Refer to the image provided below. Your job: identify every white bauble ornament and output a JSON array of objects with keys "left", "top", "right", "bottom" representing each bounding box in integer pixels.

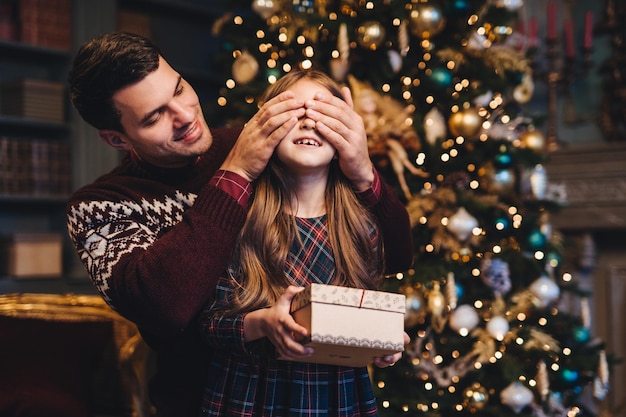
[
  {"left": 486, "top": 316, "right": 509, "bottom": 340},
  {"left": 529, "top": 275, "right": 560, "bottom": 307},
  {"left": 449, "top": 304, "right": 480, "bottom": 333},
  {"left": 448, "top": 207, "right": 478, "bottom": 241},
  {"left": 423, "top": 107, "right": 446, "bottom": 145},
  {"left": 387, "top": 49, "right": 403, "bottom": 73},
  {"left": 251, "top": 0, "right": 279, "bottom": 19},
  {"left": 232, "top": 51, "right": 259, "bottom": 84},
  {"left": 500, "top": 382, "right": 533, "bottom": 413}
]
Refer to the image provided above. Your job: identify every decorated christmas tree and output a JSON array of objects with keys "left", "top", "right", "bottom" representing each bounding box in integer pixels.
[{"left": 207, "top": 1, "right": 612, "bottom": 415}]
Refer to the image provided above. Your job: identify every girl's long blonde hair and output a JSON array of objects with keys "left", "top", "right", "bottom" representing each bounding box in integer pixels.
[{"left": 224, "top": 70, "right": 384, "bottom": 315}]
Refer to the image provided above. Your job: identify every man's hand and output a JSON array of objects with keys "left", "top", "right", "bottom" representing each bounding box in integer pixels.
[
  {"left": 220, "top": 91, "right": 306, "bottom": 182},
  {"left": 304, "top": 86, "right": 374, "bottom": 191}
]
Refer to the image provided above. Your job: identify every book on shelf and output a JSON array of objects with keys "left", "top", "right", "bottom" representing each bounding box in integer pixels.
[
  {"left": 18, "top": 0, "right": 72, "bottom": 51},
  {"left": 0, "top": 2, "right": 18, "bottom": 42},
  {"left": 0, "top": 136, "right": 71, "bottom": 198},
  {"left": 0, "top": 232, "right": 63, "bottom": 279},
  {"left": 0, "top": 79, "right": 65, "bottom": 123}
]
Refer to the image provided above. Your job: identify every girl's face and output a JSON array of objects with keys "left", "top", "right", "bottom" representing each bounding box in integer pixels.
[{"left": 275, "top": 79, "right": 337, "bottom": 176}]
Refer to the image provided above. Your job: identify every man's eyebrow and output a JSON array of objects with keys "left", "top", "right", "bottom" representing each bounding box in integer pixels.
[{"left": 139, "top": 75, "right": 183, "bottom": 125}]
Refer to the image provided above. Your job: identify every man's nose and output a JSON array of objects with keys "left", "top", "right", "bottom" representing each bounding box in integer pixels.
[{"left": 171, "top": 100, "right": 194, "bottom": 126}]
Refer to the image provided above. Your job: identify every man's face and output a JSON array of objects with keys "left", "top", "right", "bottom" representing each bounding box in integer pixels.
[{"left": 107, "top": 57, "right": 212, "bottom": 168}]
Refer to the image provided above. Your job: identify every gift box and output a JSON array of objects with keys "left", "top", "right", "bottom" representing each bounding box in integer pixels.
[
  {"left": 286, "top": 283, "right": 406, "bottom": 367},
  {"left": 1, "top": 233, "right": 63, "bottom": 278}
]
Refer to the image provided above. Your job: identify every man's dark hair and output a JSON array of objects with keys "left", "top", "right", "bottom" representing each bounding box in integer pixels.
[{"left": 68, "top": 32, "right": 162, "bottom": 132}]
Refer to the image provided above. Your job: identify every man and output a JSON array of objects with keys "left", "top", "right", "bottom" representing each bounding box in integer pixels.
[{"left": 67, "top": 32, "right": 413, "bottom": 417}]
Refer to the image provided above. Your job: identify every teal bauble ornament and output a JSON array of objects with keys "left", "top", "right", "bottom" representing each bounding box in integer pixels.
[
  {"left": 451, "top": 0, "right": 470, "bottom": 13},
  {"left": 494, "top": 151, "right": 513, "bottom": 168},
  {"left": 561, "top": 368, "right": 580, "bottom": 384},
  {"left": 495, "top": 216, "right": 510, "bottom": 231},
  {"left": 528, "top": 229, "right": 547, "bottom": 249},
  {"left": 573, "top": 326, "right": 590, "bottom": 343},
  {"left": 429, "top": 68, "right": 453, "bottom": 89}
]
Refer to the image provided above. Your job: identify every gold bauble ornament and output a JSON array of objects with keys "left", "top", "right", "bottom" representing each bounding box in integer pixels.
[
  {"left": 355, "top": 21, "right": 386, "bottom": 50},
  {"left": 409, "top": 3, "right": 446, "bottom": 39},
  {"left": 463, "top": 383, "right": 489, "bottom": 412},
  {"left": 448, "top": 108, "right": 483, "bottom": 138},
  {"left": 513, "top": 72, "right": 534, "bottom": 104},
  {"left": 520, "top": 129, "right": 545, "bottom": 151},
  {"left": 232, "top": 51, "right": 259, "bottom": 85}
]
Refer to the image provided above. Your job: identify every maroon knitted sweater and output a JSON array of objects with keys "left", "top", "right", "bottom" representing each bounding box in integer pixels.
[{"left": 66, "top": 127, "right": 413, "bottom": 417}]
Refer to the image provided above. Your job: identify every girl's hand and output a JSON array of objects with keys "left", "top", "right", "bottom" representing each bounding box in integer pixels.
[
  {"left": 372, "top": 331, "right": 410, "bottom": 368},
  {"left": 243, "top": 285, "right": 314, "bottom": 360}
]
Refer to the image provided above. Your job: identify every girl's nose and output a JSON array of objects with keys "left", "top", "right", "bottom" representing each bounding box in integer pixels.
[{"left": 301, "top": 117, "right": 316, "bottom": 130}]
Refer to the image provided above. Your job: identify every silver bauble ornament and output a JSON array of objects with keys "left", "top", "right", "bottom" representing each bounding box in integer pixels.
[
  {"left": 529, "top": 275, "right": 560, "bottom": 308},
  {"left": 501, "top": 382, "right": 533, "bottom": 413},
  {"left": 529, "top": 164, "right": 548, "bottom": 199},
  {"left": 467, "top": 32, "right": 487, "bottom": 50},
  {"left": 423, "top": 107, "right": 447, "bottom": 145},
  {"left": 448, "top": 207, "right": 478, "bottom": 241},
  {"left": 480, "top": 257, "right": 512, "bottom": 295},
  {"left": 497, "top": 0, "right": 524, "bottom": 11},
  {"left": 449, "top": 304, "right": 480, "bottom": 332},
  {"left": 486, "top": 316, "right": 509, "bottom": 340},
  {"left": 387, "top": 49, "right": 403, "bottom": 73},
  {"left": 356, "top": 21, "right": 385, "bottom": 50},
  {"left": 473, "top": 90, "right": 493, "bottom": 107},
  {"left": 251, "top": 0, "right": 279, "bottom": 19},
  {"left": 409, "top": 3, "right": 446, "bottom": 39},
  {"left": 404, "top": 288, "right": 427, "bottom": 327},
  {"left": 480, "top": 164, "right": 516, "bottom": 195}
]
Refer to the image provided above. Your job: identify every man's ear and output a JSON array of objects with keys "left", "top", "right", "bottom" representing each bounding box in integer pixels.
[{"left": 99, "top": 130, "right": 132, "bottom": 151}]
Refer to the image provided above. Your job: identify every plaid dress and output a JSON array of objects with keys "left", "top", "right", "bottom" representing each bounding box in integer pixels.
[{"left": 199, "top": 215, "right": 380, "bottom": 417}]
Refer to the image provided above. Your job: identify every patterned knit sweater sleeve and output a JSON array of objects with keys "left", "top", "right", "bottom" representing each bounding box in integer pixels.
[{"left": 66, "top": 128, "right": 246, "bottom": 335}]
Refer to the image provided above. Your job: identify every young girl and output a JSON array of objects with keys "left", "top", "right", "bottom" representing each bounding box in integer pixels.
[{"left": 198, "top": 70, "right": 405, "bottom": 417}]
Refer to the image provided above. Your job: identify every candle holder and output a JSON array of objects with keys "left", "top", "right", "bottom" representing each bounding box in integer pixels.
[
  {"left": 545, "top": 37, "right": 560, "bottom": 151},
  {"left": 534, "top": 29, "right": 593, "bottom": 152}
]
